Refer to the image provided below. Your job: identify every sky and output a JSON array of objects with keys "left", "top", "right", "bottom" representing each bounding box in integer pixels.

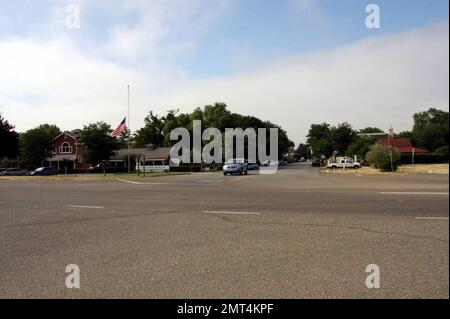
[{"left": 0, "top": 0, "right": 448, "bottom": 144}]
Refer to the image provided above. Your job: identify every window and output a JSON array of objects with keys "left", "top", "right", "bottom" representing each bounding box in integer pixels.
[{"left": 60, "top": 142, "right": 72, "bottom": 154}]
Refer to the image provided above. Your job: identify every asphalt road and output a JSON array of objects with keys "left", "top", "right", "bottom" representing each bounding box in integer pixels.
[{"left": 0, "top": 163, "right": 448, "bottom": 298}]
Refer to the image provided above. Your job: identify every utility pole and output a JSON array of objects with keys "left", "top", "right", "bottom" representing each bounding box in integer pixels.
[{"left": 127, "top": 85, "right": 131, "bottom": 174}]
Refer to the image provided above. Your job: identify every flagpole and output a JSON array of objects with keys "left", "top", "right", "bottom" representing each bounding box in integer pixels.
[{"left": 127, "top": 85, "right": 131, "bottom": 174}]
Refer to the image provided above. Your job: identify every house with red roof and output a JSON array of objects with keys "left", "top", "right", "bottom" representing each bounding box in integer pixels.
[
  {"left": 378, "top": 128, "right": 429, "bottom": 154},
  {"left": 45, "top": 130, "right": 90, "bottom": 170}
]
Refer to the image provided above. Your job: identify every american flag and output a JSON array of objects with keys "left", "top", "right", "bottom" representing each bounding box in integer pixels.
[{"left": 111, "top": 118, "right": 127, "bottom": 137}]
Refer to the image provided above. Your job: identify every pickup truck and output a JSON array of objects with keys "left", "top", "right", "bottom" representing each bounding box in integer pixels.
[{"left": 327, "top": 159, "right": 361, "bottom": 169}]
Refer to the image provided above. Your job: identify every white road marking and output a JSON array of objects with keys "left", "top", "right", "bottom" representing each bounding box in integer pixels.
[
  {"left": 66, "top": 205, "right": 105, "bottom": 209},
  {"left": 202, "top": 210, "right": 260, "bottom": 215},
  {"left": 381, "top": 192, "right": 449, "bottom": 195},
  {"left": 115, "top": 179, "right": 170, "bottom": 185},
  {"left": 415, "top": 217, "right": 449, "bottom": 220}
]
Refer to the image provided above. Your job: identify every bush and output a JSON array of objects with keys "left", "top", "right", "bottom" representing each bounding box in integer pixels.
[
  {"left": 366, "top": 144, "right": 401, "bottom": 172},
  {"left": 433, "top": 146, "right": 449, "bottom": 158}
]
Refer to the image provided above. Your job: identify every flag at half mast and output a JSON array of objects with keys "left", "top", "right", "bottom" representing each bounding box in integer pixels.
[{"left": 111, "top": 117, "right": 127, "bottom": 137}]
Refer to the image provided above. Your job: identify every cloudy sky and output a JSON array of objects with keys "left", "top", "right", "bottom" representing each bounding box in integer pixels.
[{"left": 0, "top": 0, "right": 448, "bottom": 143}]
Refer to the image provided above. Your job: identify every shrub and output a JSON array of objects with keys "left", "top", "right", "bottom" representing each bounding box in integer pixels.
[
  {"left": 400, "top": 152, "right": 449, "bottom": 164},
  {"left": 433, "top": 146, "right": 449, "bottom": 158},
  {"left": 366, "top": 144, "right": 401, "bottom": 172}
]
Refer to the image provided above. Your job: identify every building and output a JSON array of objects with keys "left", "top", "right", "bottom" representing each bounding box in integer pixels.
[
  {"left": 45, "top": 130, "right": 90, "bottom": 170},
  {"left": 109, "top": 144, "right": 175, "bottom": 172},
  {"left": 378, "top": 128, "right": 429, "bottom": 154}
]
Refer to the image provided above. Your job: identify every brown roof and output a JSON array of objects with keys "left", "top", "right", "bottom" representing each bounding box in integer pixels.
[{"left": 378, "top": 138, "right": 429, "bottom": 153}]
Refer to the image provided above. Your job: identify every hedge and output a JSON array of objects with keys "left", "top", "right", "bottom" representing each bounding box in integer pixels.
[{"left": 400, "top": 153, "right": 449, "bottom": 164}]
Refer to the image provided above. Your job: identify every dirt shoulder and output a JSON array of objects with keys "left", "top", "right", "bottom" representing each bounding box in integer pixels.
[{"left": 320, "top": 164, "right": 448, "bottom": 175}]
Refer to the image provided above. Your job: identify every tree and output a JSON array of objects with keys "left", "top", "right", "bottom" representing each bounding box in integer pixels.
[
  {"left": 0, "top": 115, "right": 19, "bottom": 160},
  {"left": 133, "top": 111, "right": 165, "bottom": 148},
  {"left": 366, "top": 143, "right": 401, "bottom": 172},
  {"left": 306, "top": 123, "right": 333, "bottom": 158},
  {"left": 329, "top": 122, "right": 357, "bottom": 155},
  {"left": 79, "top": 122, "right": 119, "bottom": 166},
  {"left": 346, "top": 136, "right": 376, "bottom": 158},
  {"left": 359, "top": 127, "right": 384, "bottom": 134},
  {"left": 296, "top": 143, "right": 311, "bottom": 160},
  {"left": 412, "top": 108, "right": 449, "bottom": 151},
  {"left": 395, "top": 131, "right": 412, "bottom": 138},
  {"left": 20, "top": 124, "right": 61, "bottom": 168}
]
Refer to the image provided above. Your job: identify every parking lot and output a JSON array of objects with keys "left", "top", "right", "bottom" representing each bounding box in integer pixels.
[{"left": 0, "top": 163, "right": 448, "bottom": 298}]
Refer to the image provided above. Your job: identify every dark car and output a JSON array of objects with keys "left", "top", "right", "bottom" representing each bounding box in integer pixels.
[
  {"left": 31, "top": 167, "right": 60, "bottom": 176},
  {"left": 311, "top": 159, "right": 321, "bottom": 167},
  {"left": 247, "top": 163, "right": 259, "bottom": 170},
  {"left": 279, "top": 160, "right": 288, "bottom": 166},
  {"left": 0, "top": 168, "right": 29, "bottom": 176}
]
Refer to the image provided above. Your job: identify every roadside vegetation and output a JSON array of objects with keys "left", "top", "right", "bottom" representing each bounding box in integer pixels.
[
  {"left": 296, "top": 107, "right": 448, "bottom": 172},
  {"left": 1, "top": 106, "right": 448, "bottom": 173}
]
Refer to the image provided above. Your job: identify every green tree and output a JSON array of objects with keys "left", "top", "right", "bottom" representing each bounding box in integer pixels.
[
  {"left": 0, "top": 115, "right": 19, "bottom": 159},
  {"left": 346, "top": 136, "right": 376, "bottom": 158},
  {"left": 358, "top": 127, "right": 384, "bottom": 134},
  {"left": 19, "top": 124, "right": 61, "bottom": 168},
  {"left": 412, "top": 108, "right": 449, "bottom": 151},
  {"left": 79, "top": 122, "right": 119, "bottom": 165},
  {"left": 329, "top": 122, "right": 357, "bottom": 155},
  {"left": 395, "top": 131, "right": 412, "bottom": 138},
  {"left": 296, "top": 143, "right": 311, "bottom": 160},
  {"left": 133, "top": 111, "right": 165, "bottom": 148},
  {"left": 366, "top": 143, "right": 401, "bottom": 172},
  {"left": 306, "top": 123, "right": 333, "bottom": 158}
]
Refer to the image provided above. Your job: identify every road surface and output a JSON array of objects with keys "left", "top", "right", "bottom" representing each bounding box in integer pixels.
[{"left": 0, "top": 164, "right": 448, "bottom": 298}]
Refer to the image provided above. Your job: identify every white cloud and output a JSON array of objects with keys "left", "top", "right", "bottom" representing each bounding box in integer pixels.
[{"left": 0, "top": 17, "right": 448, "bottom": 144}]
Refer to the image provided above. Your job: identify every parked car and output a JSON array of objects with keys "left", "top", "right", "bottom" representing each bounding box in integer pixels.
[
  {"left": 327, "top": 158, "right": 361, "bottom": 169},
  {"left": 311, "top": 159, "right": 321, "bottom": 167},
  {"left": 247, "top": 163, "right": 259, "bottom": 170},
  {"left": 89, "top": 164, "right": 128, "bottom": 174},
  {"left": 0, "top": 168, "right": 29, "bottom": 176},
  {"left": 30, "top": 167, "right": 60, "bottom": 176},
  {"left": 279, "top": 160, "right": 288, "bottom": 166},
  {"left": 223, "top": 158, "right": 248, "bottom": 175},
  {"left": 0, "top": 167, "right": 7, "bottom": 173},
  {"left": 261, "top": 160, "right": 279, "bottom": 167}
]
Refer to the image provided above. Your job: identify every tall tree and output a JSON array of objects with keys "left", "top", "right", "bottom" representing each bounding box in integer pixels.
[
  {"left": 306, "top": 123, "right": 333, "bottom": 158},
  {"left": 329, "top": 122, "right": 357, "bottom": 155},
  {"left": 133, "top": 111, "right": 166, "bottom": 148},
  {"left": 358, "top": 127, "right": 384, "bottom": 134},
  {"left": 412, "top": 108, "right": 449, "bottom": 151},
  {"left": 296, "top": 143, "right": 311, "bottom": 160},
  {"left": 19, "top": 124, "right": 61, "bottom": 168},
  {"left": 0, "top": 115, "right": 19, "bottom": 160},
  {"left": 79, "top": 122, "right": 119, "bottom": 165}
]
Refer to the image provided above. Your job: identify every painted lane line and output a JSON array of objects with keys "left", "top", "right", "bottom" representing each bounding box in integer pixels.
[
  {"left": 115, "top": 179, "right": 171, "bottom": 185},
  {"left": 415, "top": 217, "right": 449, "bottom": 220},
  {"left": 380, "top": 192, "right": 449, "bottom": 195},
  {"left": 202, "top": 210, "right": 260, "bottom": 215},
  {"left": 66, "top": 205, "right": 105, "bottom": 209}
]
